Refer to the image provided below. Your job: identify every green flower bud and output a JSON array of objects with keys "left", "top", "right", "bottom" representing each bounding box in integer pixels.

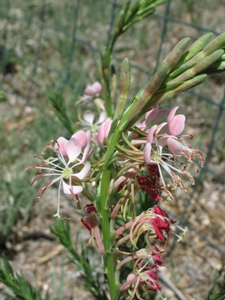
[
  {"left": 182, "top": 33, "right": 213, "bottom": 63},
  {"left": 114, "top": 57, "right": 131, "bottom": 118},
  {"left": 163, "top": 37, "right": 191, "bottom": 71},
  {"left": 203, "top": 32, "right": 225, "bottom": 55}
]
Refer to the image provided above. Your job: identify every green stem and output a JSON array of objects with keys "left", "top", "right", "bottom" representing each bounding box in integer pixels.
[{"left": 99, "top": 131, "right": 121, "bottom": 299}]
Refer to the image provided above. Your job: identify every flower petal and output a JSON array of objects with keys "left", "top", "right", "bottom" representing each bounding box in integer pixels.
[
  {"left": 169, "top": 114, "right": 186, "bottom": 136},
  {"left": 82, "top": 143, "right": 92, "bottom": 161},
  {"left": 92, "top": 81, "right": 103, "bottom": 94},
  {"left": 85, "top": 82, "right": 102, "bottom": 96},
  {"left": 144, "top": 142, "right": 152, "bottom": 164},
  {"left": 57, "top": 137, "right": 68, "bottom": 156},
  {"left": 97, "top": 111, "right": 107, "bottom": 124},
  {"left": 147, "top": 125, "right": 157, "bottom": 143},
  {"left": 145, "top": 107, "right": 159, "bottom": 124},
  {"left": 72, "top": 130, "right": 87, "bottom": 149},
  {"left": 167, "top": 137, "right": 183, "bottom": 155},
  {"left": 158, "top": 136, "right": 168, "bottom": 147},
  {"left": 74, "top": 161, "right": 91, "bottom": 180},
  {"left": 153, "top": 108, "right": 168, "bottom": 124},
  {"left": 66, "top": 138, "right": 81, "bottom": 164},
  {"left": 167, "top": 106, "right": 179, "bottom": 123},
  {"left": 97, "top": 125, "right": 105, "bottom": 145},
  {"left": 83, "top": 111, "right": 95, "bottom": 125},
  {"left": 104, "top": 119, "right": 112, "bottom": 137},
  {"left": 62, "top": 181, "right": 83, "bottom": 194}
]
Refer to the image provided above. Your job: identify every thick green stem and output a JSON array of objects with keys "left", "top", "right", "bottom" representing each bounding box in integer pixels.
[{"left": 99, "top": 130, "right": 122, "bottom": 299}]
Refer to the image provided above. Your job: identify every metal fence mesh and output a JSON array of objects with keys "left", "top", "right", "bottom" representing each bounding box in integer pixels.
[{"left": 0, "top": 0, "right": 225, "bottom": 298}]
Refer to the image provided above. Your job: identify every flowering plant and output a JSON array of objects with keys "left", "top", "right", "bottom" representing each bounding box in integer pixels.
[{"left": 26, "top": 1, "right": 225, "bottom": 299}]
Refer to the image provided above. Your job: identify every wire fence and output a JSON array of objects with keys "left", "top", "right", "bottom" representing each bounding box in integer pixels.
[{"left": 1, "top": 0, "right": 225, "bottom": 296}]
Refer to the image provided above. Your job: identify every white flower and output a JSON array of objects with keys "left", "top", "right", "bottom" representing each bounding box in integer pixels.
[{"left": 30, "top": 137, "right": 91, "bottom": 218}]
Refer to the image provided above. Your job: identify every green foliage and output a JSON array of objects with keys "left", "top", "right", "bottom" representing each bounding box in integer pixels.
[
  {"left": 206, "top": 270, "right": 225, "bottom": 300},
  {"left": 47, "top": 92, "right": 76, "bottom": 135},
  {"left": 0, "top": 90, "right": 7, "bottom": 102},
  {"left": 0, "top": 127, "right": 35, "bottom": 244},
  {"left": 0, "top": 171, "right": 35, "bottom": 241},
  {"left": 50, "top": 218, "right": 108, "bottom": 300},
  {"left": 0, "top": 255, "right": 49, "bottom": 300}
]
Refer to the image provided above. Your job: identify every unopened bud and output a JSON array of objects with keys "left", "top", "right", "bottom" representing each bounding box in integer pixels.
[
  {"left": 193, "top": 49, "right": 224, "bottom": 74},
  {"left": 114, "top": 58, "right": 131, "bottom": 118},
  {"left": 142, "top": 62, "right": 168, "bottom": 100},
  {"left": 163, "top": 37, "right": 191, "bottom": 71},
  {"left": 182, "top": 33, "right": 213, "bottom": 63},
  {"left": 203, "top": 32, "right": 225, "bottom": 55}
]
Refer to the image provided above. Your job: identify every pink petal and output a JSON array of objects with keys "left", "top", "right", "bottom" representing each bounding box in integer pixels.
[
  {"left": 104, "top": 119, "right": 112, "bottom": 138},
  {"left": 66, "top": 138, "right": 81, "bottom": 163},
  {"left": 153, "top": 108, "right": 168, "bottom": 124},
  {"left": 62, "top": 181, "right": 83, "bottom": 194},
  {"left": 146, "top": 107, "right": 168, "bottom": 125},
  {"left": 85, "top": 82, "right": 102, "bottom": 96},
  {"left": 57, "top": 137, "right": 68, "bottom": 156},
  {"left": 72, "top": 130, "right": 87, "bottom": 148},
  {"left": 74, "top": 161, "right": 91, "bottom": 179},
  {"left": 84, "top": 86, "right": 95, "bottom": 96},
  {"left": 92, "top": 81, "right": 103, "bottom": 94},
  {"left": 86, "top": 131, "right": 92, "bottom": 144},
  {"left": 157, "top": 123, "right": 169, "bottom": 135},
  {"left": 82, "top": 143, "right": 92, "bottom": 161},
  {"left": 144, "top": 143, "right": 152, "bottom": 164},
  {"left": 167, "top": 106, "right": 179, "bottom": 123},
  {"left": 155, "top": 122, "right": 167, "bottom": 135},
  {"left": 167, "top": 137, "right": 183, "bottom": 155},
  {"left": 169, "top": 114, "right": 186, "bottom": 136},
  {"left": 97, "top": 126, "right": 105, "bottom": 145},
  {"left": 158, "top": 136, "right": 168, "bottom": 147},
  {"left": 145, "top": 107, "right": 159, "bottom": 124},
  {"left": 147, "top": 125, "right": 157, "bottom": 143}
]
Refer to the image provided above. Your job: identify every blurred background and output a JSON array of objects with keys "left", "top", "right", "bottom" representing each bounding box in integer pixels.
[{"left": 0, "top": 0, "right": 225, "bottom": 299}]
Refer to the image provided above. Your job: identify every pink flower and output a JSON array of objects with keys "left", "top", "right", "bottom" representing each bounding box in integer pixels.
[
  {"left": 84, "top": 81, "right": 103, "bottom": 96},
  {"left": 142, "top": 111, "right": 204, "bottom": 190},
  {"left": 29, "top": 137, "right": 91, "bottom": 218},
  {"left": 80, "top": 110, "right": 109, "bottom": 137}
]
